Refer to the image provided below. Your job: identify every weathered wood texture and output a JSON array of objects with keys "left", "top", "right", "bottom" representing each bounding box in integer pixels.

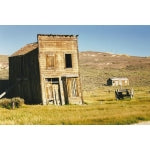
[
  {"left": 9, "top": 49, "right": 42, "bottom": 104},
  {"left": 8, "top": 34, "right": 83, "bottom": 105},
  {"left": 107, "top": 78, "right": 129, "bottom": 86},
  {"left": 115, "top": 88, "right": 134, "bottom": 100},
  {"left": 38, "top": 35, "right": 83, "bottom": 105},
  {"left": 0, "top": 80, "right": 9, "bottom": 95}
]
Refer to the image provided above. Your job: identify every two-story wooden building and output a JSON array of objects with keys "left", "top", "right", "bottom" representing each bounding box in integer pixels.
[{"left": 9, "top": 34, "right": 83, "bottom": 105}]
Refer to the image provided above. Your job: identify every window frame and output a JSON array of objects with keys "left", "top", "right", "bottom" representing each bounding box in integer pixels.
[
  {"left": 46, "top": 53, "right": 55, "bottom": 69},
  {"left": 65, "top": 53, "right": 73, "bottom": 69}
]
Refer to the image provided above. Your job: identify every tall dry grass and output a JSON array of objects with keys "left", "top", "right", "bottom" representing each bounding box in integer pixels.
[
  {"left": 0, "top": 86, "right": 150, "bottom": 125},
  {"left": 0, "top": 55, "right": 150, "bottom": 124}
]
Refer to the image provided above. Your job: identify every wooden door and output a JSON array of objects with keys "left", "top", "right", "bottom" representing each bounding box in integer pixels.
[
  {"left": 66, "top": 78, "right": 79, "bottom": 97},
  {"left": 52, "top": 84, "right": 60, "bottom": 105},
  {"left": 45, "top": 83, "right": 61, "bottom": 105}
]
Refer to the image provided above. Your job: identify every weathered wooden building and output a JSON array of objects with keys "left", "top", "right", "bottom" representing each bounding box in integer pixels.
[
  {"left": 107, "top": 77, "right": 129, "bottom": 86},
  {"left": 9, "top": 34, "right": 83, "bottom": 105}
]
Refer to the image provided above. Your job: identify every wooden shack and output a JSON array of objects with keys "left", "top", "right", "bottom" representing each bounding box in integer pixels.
[
  {"left": 107, "top": 77, "right": 129, "bottom": 86},
  {"left": 9, "top": 34, "right": 83, "bottom": 105}
]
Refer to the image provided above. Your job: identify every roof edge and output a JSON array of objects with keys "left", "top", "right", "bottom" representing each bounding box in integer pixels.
[
  {"left": 10, "top": 42, "right": 38, "bottom": 57},
  {"left": 37, "top": 34, "right": 78, "bottom": 37}
]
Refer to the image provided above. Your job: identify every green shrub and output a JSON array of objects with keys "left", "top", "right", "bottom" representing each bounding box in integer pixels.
[
  {"left": 0, "top": 97, "right": 24, "bottom": 109},
  {"left": 12, "top": 97, "right": 24, "bottom": 108},
  {"left": 0, "top": 98, "right": 12, "bottom": 109}
]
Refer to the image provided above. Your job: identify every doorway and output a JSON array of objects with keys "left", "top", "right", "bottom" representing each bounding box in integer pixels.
[{"left": 45, "top": 78, "right": 61, "bottom": 105}]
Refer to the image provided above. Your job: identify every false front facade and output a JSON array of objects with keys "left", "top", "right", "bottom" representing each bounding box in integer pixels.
[{"left": 9, "top": 34, "right": 83, "bottom": 105}]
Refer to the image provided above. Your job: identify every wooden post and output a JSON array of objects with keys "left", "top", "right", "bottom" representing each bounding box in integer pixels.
[
  {"left": 0, "top": 91, "right": 6, "bottom": 99},
  {"left": 12, "top": 101, "right": 15, "bottom": 109},
  {"left": 41, "top": 75, "right": 47, "bottom": 105},
  {"left": 59, "top": 77, "right": 65, "bottom": 105}
]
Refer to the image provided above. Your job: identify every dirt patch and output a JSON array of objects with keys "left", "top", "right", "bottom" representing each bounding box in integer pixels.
[{"left": 133, "top": 121, "right": 150, "bottom": 125}]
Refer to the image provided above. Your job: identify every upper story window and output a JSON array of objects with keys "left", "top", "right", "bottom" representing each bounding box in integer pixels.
[
  {"left": 65, "top": 54, "right": 72, "bottom": 68},
  {"left": 46, "top": 54, "right": 55, "bottom": 69}
]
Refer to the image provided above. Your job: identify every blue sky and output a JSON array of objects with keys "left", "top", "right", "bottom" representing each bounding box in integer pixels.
[{"left": 0, "top": 25, "right": 150, "bottom": 56}]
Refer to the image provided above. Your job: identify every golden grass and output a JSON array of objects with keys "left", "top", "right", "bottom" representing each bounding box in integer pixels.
[
  {"left": 1, "top": 54, "right": 150, "bottom": 125},
  {"left": 0, "top": 86, "right": 150, "bottom": 125},
  {"left": 0, "top": 101, "right": 150, "bottom": 125},
  {"left": 0, "top": 67, "right": 150, "bottom": 125}
]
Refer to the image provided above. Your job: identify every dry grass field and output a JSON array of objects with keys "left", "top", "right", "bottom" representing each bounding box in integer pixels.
[
  {"left": 0, "top": 52, "right": 150, "bottom": 125},
  {"left": 0, "top": 86, "right": 150, "bottom": 125}
]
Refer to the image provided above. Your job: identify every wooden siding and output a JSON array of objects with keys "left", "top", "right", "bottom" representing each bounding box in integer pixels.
[
  {"left": 9, "top": 49, "right": 42, "bottom": 104},
  {"left": 107, "top": 78, "right": 129, "bottom": 86},
  {"left": 38, "top": 35, "right": 83, "bottom": 105},
  {"left": 8, "top": 34, "right": 83, "bottom": 105},
  {"left": 0, "top": 80, "right": 9, "bottom": 97}
]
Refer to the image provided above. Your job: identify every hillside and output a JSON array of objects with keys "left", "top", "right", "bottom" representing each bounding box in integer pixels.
[
  {"left": 0, "top": 52, "right": 150, "bottom": 89},
  {"left": 79, "top": 51, "right": 150, "bottom": 69},
  {"left": 1, "top": 52, "right": 150, "bottom": 125},
  {"left": 79, "top": 51, "right": 150, "bottom": 90}
]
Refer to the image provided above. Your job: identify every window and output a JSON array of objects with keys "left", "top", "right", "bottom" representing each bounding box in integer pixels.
[
  {"left": 45, "top": 78, "right": 59, "bottom": 84},
  {"left": 46, "top": 54, "right": 55, "bottom": 68},
  {"left": 65, "top": 54, "right": 72, "bottom": 68}
]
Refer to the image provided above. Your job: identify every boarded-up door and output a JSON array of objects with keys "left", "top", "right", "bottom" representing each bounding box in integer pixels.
[
  {"left": 45, "top": 82, "right": 61, "bottom": 105},
  {"left": 66, "top": 78, "right": 79, "bottom": 97}
]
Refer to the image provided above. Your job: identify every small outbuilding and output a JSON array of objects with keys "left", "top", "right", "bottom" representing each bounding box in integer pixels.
[{"left": 107, "top": 77, "right": 129, "bottom": 86}]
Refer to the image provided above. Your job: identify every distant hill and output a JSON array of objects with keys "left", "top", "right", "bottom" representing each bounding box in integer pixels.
[
  {"left": 0, "top": 52, "right": 150, "bottom": 89},
  {"left": 1, "top": 51, "right": 150, "bottom": 70},
  {"left": 79, "top": 51, "right": 150, "bottom": 90},
  {"left": 79, "top": 51, "right": 150, "bottom": 70}
]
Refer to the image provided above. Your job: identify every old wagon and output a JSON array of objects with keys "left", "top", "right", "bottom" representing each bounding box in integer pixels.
[{"left": 115, "top": 88, "right": 134, "bottom": 100}]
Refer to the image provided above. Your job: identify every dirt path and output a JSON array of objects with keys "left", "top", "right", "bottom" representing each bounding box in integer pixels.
[{"left": 133, "top": 121, "right": 150, "bottom": 125}]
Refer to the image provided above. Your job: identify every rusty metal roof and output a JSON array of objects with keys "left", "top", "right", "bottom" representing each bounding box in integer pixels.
[{"left": 10, "top": 42, "right": 38, "bottom": 57}]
